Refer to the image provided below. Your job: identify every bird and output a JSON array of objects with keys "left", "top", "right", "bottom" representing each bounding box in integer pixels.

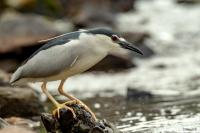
[{"left": 10, "top": 28, "right": 143, "bottom": 121}]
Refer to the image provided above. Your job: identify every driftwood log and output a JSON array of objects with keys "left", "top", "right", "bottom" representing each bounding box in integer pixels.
[{"left": 41, "top": 104, "right": 121, "bottom": 133}]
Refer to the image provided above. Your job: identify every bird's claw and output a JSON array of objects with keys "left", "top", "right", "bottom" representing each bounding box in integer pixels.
[
  {"left": 52, "top": 103, "right": 76, "bottom": 118},
  {"left": 53, "top": 100, "right": 97, "bottom": 121}
]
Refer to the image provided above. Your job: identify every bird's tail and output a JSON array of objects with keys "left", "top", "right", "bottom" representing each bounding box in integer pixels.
[{"left": 10, "top": 67, "right": 23, "bottom": 85}]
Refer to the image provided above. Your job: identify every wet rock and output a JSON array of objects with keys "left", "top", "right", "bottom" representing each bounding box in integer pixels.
[
  {"left": 0, "top": 70, "right": 10, "bottom": 85},
  {"left": 0, "top": 85, "right": 43, "bottom": 117},
  {"left": 0, "top": 1, "right": 5, "bottom": 14},
  {"left": 0, "top": 117, "right": 40, "bottom": 132},
  {"left": 0, "top": 59, "right": 18, "bottom": 72},
  {"left": 0, "top": 11, "right": 73, "bottom": 54},
  {"left": 5, "top": 0, "right": 36, "bottom": 9},
  {"left": 134, "top": 42, "right": 155, "bottom": 58},
  {"left": 41, "top": 104, "right": 121, "bottom": 133},
  {"left": 73, "top": 11, "right": 115, "bottom": 29},
  {"left": 126, "top": 88, "right": 153, "bottom": 101},
  {"left": 6, "top": 0, "right": 135, "bottom": 17},
  {"left": 61, "top": 0, "right": 135, "bottom": 17},
  {"left": 152, "top": 63, "right": 167, "bottom": 69},
  {"left": 89, "top": 54, "right": 135, "bottom": 72},
  {"left": 4, "top": 117, "right": 40, "bottom": 129},
  {"left": 4, "top": 0, "right": 135, "bottom": 27},
  {"left": 65, "top": 0, "right": 135, "bottom": 29},
  {"left": 0, "top": 126, "right": 36, "bottom": 133},
  {"left": 176, "top": 0, "right": 200, "bottom": 4},
  {"left": 121, "top": 32, "right": 150, "bottom": 44},
  {"left": 0, "top": 118, "right": 9, "bottom": 129}
]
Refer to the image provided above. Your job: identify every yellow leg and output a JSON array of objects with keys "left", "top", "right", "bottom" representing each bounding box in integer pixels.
[
  {"left": 58, "top": 80, "right": 97, "bottom": 121},
  {"left": 41, "top": 82, "right": 59, "bottom": 106},
  {"left": 41, "top": 82, "right": 76, "bottom": 118}
]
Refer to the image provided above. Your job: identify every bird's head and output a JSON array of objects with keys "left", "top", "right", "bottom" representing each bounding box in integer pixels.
[{"left": 88, "top": 28, "right": 143, "bottom": 55}]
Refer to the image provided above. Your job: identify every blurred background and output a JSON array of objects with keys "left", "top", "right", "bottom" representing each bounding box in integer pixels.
[{"left": 1, "top": 0, "right": 200, "bottom": 132}]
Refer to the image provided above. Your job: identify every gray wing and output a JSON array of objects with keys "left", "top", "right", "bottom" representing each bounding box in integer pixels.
[
  {"left": 19, "top": 44, "right": 78, "bottom": 79},
  {"left": 24, "top": 31, "right": 81, "bottom": 64}
]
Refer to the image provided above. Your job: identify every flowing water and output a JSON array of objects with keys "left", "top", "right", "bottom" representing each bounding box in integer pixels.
[{"left": 83, "top": 95, "right": 200, "bottom": 133}]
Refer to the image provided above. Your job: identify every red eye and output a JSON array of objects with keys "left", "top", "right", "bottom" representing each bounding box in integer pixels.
[{"left": 111, "top": 35, "right": 118, "bottom": 41}]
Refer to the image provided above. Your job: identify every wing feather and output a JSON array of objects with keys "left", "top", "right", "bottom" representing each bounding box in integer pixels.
[{"left": 17, "top": 44, "right": 79, "bottom": 80}]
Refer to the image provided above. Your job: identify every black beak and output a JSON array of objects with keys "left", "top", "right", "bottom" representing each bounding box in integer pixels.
[{"left": 119, "top": 41, "right": 143, "bottom": 55}]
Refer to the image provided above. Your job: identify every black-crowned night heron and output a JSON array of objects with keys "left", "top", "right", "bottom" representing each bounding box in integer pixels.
[{"left": 10, "top": 28, "right": 143, "bottom": 121}]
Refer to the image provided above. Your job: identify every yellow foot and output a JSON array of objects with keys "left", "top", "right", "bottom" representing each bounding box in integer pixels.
[{"left": 52, "top": 103, "right": 76, "bottom": 118}]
